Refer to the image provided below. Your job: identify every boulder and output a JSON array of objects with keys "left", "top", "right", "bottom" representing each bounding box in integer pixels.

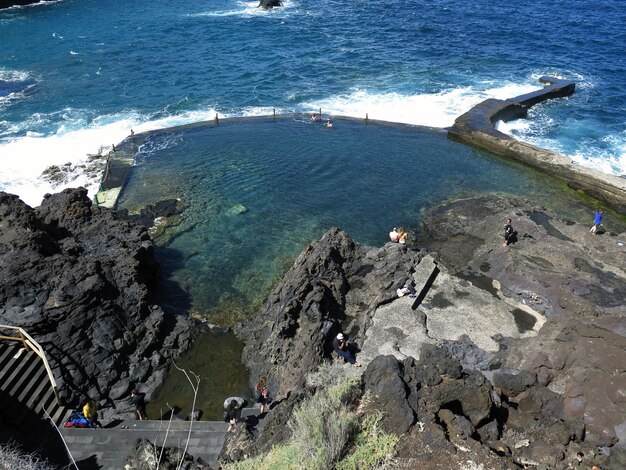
[
  {"left": 259, "top": 0, "right": 281, "bottom": 9},
  {"left": 362, "top": 355, "right": 416, "bottom": 434}
]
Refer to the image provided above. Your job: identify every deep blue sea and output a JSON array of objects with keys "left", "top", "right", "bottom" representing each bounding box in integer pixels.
[{"left": 1, "top": 0, "right": 625, "bottom": 207}]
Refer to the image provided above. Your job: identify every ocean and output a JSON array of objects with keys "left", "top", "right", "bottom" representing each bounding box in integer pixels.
[{"left": 1, "top": 0, "right": 625, "bottom": 208}]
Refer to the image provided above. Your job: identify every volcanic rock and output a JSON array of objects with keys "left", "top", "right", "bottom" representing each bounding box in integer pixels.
[
  {"left": 0, "top": 188, "right": 194, "bottom": 414},
  {"left": 259, "top": 0, "right": 281, "bottom": 9}
]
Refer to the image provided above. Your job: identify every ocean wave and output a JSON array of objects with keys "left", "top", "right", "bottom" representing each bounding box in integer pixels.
[
  {"left": 0, "top": 68, "right": 31, "bottom": 82},
  {"left": 0, "top": 68, "right": 36, "bottom": 110},
  {"left": 301, "top": 81, "right": 539, "bottom": 128},
  {"left": 497, "top": 119, "right": 626, "bottom": 175}
]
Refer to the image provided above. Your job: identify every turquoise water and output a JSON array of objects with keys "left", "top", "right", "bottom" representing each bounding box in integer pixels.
[
  {"left": 117, "top": 117, "right": 573, "bottom": 319},
  {"left": 1, "top": 0, "right": 625, "bottom": 207}
]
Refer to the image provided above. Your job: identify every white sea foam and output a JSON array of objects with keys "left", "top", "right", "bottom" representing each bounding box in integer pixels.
[
  {"left": 0, "top": 105, "right": 241, "bottom": 207},
  {"left": 0, "top": 68, "right": 31, "bottom": 82},
  {"left": 302, "top": 82, "right": 538, "bottom": 128},
  {"left": 496, "top": 120, "right": 626, "bottom": 175},
  {"left": 0, "top": 68, "right": 36, "bottom": 111}
]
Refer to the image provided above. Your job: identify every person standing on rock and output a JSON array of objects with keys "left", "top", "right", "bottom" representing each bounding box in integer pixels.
[
  {"left": 332, "top": 333, "right": 361, "bottom": 367},
  {"left": 130, "top": 389, "right": 147, "bottom": 420},
  {"left": 503, "top": 218, "right": 514, "bottom": 246},
  {"left": 590, "top": 208, "right": 603, "bottom": 234},
  {"left": 254, "top": 377, "right": 270, "bottom": 414}
]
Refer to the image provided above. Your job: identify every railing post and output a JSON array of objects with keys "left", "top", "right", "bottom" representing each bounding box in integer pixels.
[{"left": 19, "top": 330, "right": 29, "bottom": 351}]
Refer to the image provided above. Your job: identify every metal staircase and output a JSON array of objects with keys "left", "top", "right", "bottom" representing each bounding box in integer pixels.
[{"left": 0, "top": 326, "right": 70, "bottom": 428}]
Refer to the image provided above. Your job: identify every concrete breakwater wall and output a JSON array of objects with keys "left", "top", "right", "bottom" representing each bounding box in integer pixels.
[
  {"left": 449, "top": 76, "right": 626, "bottom": 214},
  {"left": 96, "top": 79, "right": 626, "bottom": 214}
]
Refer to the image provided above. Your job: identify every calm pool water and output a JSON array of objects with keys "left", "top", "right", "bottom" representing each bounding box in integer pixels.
[{"left": 116, "top": 116, "right": 581, "bottom": 323}]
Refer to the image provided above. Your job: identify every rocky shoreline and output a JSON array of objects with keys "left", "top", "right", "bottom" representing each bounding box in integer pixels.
[
  {"left": 0, "top": 188, "right": 195, "bottom": 420},
  {"left": 2, "top": 187, "right": 625, "bottom": 468},
  {"left": 223, "top": 195, "right": 626, "bottom": 469}
]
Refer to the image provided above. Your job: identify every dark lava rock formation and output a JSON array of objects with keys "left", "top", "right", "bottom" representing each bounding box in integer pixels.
[
  {"left": 0, "top": 0, "right": 41, "bottom": 9},
  {"left": 259, "top": 0, "right": 281, "bottom": 9},
  {"left": 224, "top": 196, "right": 626, "bottom": 468},
  {"left": 0, "top": 188, "right": 193, "bottom": 415}
]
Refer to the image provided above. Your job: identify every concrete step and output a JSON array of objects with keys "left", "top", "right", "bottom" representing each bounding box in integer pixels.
[
  {"left": 0, "top": 348, "right": 32, "bottom": 391},
  {"left": 7, "top": 351, "right": 40, "bottom": 396},
  {"left": 0, "top": 344, "right": 20, "bottom": 374},
  {"left": 61, "top": 419, "right": 228, "bottom": 469}
]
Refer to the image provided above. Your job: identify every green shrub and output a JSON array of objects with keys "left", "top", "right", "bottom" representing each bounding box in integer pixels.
[
  {"left": 337, "top": 412, "right": 398, "bottom": 470},
  {"left": 290, "top": 382, "right": 358, "bottom": 470},
  {"left": 223, "top": 444, "right": 301, "bottom": 470},
  {"left": 224, "top": 363, "right": 365, "bottom": 470}
]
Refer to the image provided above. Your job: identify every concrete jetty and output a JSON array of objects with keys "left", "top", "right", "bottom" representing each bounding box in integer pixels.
[{"left": 449, "top": 76, "right": 626, "bottom": 213}]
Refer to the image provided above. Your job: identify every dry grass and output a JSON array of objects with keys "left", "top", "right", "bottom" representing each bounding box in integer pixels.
[{"left": 0, "top": 443, "right": 57, "bottom": 470}]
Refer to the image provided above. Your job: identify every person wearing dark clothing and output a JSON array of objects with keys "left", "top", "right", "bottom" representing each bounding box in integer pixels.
[
  {"left": 332, "top": 333, "right": 361, "bottom": 367},
  {"left": 130, "top": 389, "right": 147, "bottom": 420},
  {"left": 224, "top": 398, "right": 242, "bottom": 432},
  {"left": 503, "top": 219, "right": 514, "bottom": 246}
]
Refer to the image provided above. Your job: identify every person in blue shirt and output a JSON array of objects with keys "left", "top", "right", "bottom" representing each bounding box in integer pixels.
[{"left": 590, "top": 209, "right": 603, "bottom": 234}]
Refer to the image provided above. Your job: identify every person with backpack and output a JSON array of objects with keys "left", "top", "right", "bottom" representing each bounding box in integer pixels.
[{"left": 254, "top": 377, "right": 270, "bottom": 414}]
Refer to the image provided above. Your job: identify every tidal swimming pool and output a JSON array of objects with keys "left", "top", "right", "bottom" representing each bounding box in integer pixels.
[
  {"left": 116, "top": 116, "right": 581, "bottom": 323},
  {"left": 118, "top": 116, "right": 597, "bottom": 419}
]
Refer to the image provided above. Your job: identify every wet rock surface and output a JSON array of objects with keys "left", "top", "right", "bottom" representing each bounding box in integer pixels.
[{"left": 0, "top": 189, "right": 194, "bottom": 417}]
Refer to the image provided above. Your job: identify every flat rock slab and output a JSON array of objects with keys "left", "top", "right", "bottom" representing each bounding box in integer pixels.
[
  {"left": 360, "top": 255, "right": 544, "bottom": 366},
  {"left": 421, "top": 264, "right": 543, "bottom": 352},
  {"left": 359, "top": 296, "right": 432, "bottom": 366}
]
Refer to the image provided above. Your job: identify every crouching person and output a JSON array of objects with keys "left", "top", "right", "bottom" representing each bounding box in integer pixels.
[{"left": 332, "top": 333, "right": 361, "bottom": 368}]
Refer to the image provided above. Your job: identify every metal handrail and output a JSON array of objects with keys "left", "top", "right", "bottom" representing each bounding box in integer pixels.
[{"left": 0, "top": 324, "right": 60, "bottom": 406}]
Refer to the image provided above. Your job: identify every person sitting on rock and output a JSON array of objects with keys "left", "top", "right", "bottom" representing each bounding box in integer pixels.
[
  {"left": 82, "top": 398, "right": 99, "bottom": 428},
  {"left": 397, "top": 227, "right": 408, "bottom": 244},
  {"left": 254, "top": 377, "right": 270, "bottom": 414},
  {"left": 389, "top": 227, "right": 399, "bottom": 243},
  {"left": 130, "top": 389, "right": 147, "bottom": 420},
  {"left": 332, "top": 333, "right": 361, "bottom": 367}
]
